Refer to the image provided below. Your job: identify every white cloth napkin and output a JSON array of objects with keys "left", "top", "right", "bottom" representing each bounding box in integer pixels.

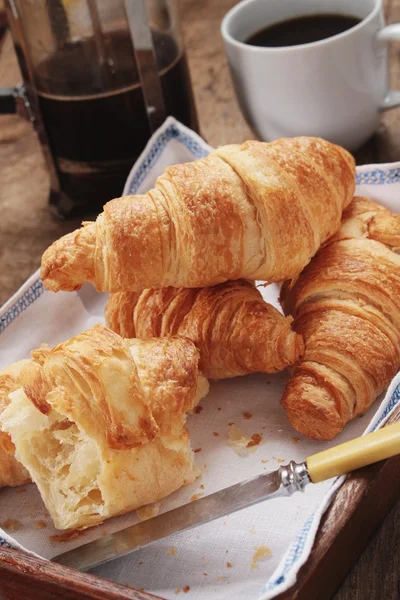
[{"left": 1, "top": 117, "right": 400, "bottom": 600}]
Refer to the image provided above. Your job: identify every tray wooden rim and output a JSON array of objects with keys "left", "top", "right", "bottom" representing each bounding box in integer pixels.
[{"left": 0, "top": 405, "right": 399, "bottom": 600}]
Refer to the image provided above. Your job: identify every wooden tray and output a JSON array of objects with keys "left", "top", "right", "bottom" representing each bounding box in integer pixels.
[{"left": 1, "top": 404, "right": 399, "bottom": 600}]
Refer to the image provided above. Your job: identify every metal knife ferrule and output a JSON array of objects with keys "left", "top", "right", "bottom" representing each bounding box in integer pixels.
[{"left": 277, "top": 461, "right": 311, "bottom": 496}]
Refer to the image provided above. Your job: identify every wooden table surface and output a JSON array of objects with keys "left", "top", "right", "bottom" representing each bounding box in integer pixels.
[{"left": 0, "top": 0, "right": 399, "bottom": 598}]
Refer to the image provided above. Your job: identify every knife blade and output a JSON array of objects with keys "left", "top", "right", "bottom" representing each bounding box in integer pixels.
[{"left": 53, "top": 461, "right": 309, "bottom": 571}]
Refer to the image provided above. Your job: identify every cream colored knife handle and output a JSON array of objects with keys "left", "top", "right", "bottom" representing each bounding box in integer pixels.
[{"left": 306, "top": 422, "right": 400, "bottom": 483}]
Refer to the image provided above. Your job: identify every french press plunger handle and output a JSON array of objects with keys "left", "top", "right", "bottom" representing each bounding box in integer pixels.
[{"left": 125, "top": 0, "right": 168, "bottom": 132}]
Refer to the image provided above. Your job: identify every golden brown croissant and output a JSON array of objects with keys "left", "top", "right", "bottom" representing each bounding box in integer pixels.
[
  {"left": 40, "top": 137, "right": 355, "bottom": 293},
  {"left": 1, "top": 326, "right": 208, "bottom": 529},
  {"left": 280, "top": 197, "right": 400, "bottom": 440},
  {"left": 106, "top": 280, "right": 304, "bottom": 379}
]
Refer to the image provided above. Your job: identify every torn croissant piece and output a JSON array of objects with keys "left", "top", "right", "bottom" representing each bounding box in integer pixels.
[
  {"left": 41, "top": 137, "right": 355, "bottom": 293},
  {"left": 280, "top": 197, "right": 400, "bottom": 440},
  {"left": 0, "top": 345, "right": 51, "bottom": 488},
  {"left": 0, "top": 361, "right": 32, "bottom": 488},
  {"left": 106, "top": 280, "right": 304, "bottom": 379},
  {"left": 0, "top": 326, "right": 208, "bottom": 529}
]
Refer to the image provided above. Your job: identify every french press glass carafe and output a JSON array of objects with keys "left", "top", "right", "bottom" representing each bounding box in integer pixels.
[{"left": 3, "top": 0, "right": 198, "bottom": 217}]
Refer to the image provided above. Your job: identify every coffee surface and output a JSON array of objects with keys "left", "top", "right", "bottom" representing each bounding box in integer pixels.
[{"left": 246, "top": 13, "right": 361, "bottom": 47}]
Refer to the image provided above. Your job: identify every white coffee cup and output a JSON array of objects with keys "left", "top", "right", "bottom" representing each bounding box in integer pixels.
[{"left": 221, "top": 0, "right": 400, "bottom": 151}]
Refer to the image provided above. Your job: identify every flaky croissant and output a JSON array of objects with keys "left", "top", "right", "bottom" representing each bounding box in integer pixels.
[
  {"left": 0, "top": 361, "right": 32, "bottom": 487},
  {"left": 1, "top": 326, "right": 208, "bottom": 528},
  {"left": 41, "top": 137, "right": 355, "bottom": 293},
  {"left": 106, "top": 280, "right": 304, "bottom": 379},
  {"left": 280, "top": 197, "right": 400, "bottom": 440}
]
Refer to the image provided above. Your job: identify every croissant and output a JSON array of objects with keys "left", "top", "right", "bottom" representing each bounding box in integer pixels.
[
  {"left": 106, "top": 280, "right": 304, "bottom": 379},
  {"left": 0, "top": 360, "right": 32, "bottom": 487},
  {"left": 280, "top": 197, "right": 400, "bottom": 440},
  {"left": 40, "top": 137, "right": 355, "bottom": 293},
  {"left": 0, "top": 326, "right": 208, "bottom": 529}
]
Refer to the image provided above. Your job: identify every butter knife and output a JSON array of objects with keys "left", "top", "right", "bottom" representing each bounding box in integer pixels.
[{"left": 53, "top": 421, "right": 400, "bottom": 571}]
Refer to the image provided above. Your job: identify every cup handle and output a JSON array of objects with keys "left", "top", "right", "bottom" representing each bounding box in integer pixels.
[{"left": 377, "top": 24, "right": 400, "bottom": 110}]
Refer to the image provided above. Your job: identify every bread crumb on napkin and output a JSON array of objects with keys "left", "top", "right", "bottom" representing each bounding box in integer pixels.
[
  {"left": 228, "top": 424, "right": 262, "bottom": 454},
  {"left": 250, "top": 546, "right": 272, "bottom": 569},
  {"left": 1, "top": 519, "right": 21, "bottom": 532},
  {"left": 247, "top": 433, "right": 262, "bottom": 448},
  {"left": 190, "top": 493, "right": 204, "bottom": 502},
  {"left": 136, "top": 502, "right": 160, "bottom": 521},
  {"left": 273, "top": 456, "right": 285, "bottom": 463}
]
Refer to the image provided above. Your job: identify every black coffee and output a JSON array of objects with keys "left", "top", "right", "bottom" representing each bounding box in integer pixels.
[
  {"left": 246, "top": 13, "right": 361, "bottom": 47},
  {"left": 34, "top": 30, "right": 197, "bottom": 215}
]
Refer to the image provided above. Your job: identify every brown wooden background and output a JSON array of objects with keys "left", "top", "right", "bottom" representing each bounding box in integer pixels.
[{"left": 0, "top": 0, "right": 399, "bottom": 597}]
